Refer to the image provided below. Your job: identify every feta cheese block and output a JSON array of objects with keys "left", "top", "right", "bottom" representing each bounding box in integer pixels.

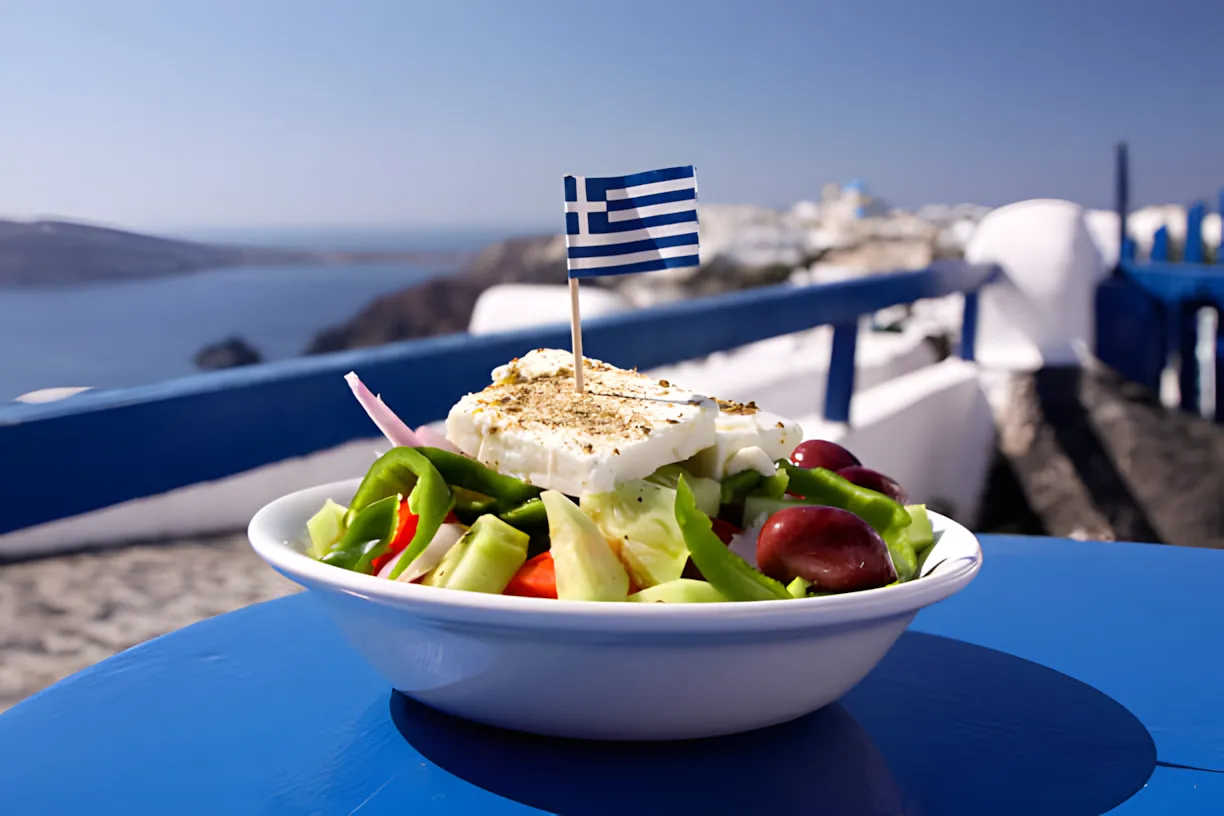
[
  {"left": 683, "top": 399, "right": 805, "bottom": 479},
  {"left": 445, "top": 349, "right": 719, "bottom": 496}
]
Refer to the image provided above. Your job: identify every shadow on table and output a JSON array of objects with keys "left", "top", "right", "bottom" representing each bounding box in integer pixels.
[{"left": 390, "top": 632, "right": 1156, "bottom": 815}]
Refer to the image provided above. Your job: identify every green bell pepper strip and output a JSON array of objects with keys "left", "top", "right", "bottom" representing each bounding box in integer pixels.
[
  {"left": 719, "top": 470, "right": 762, "bottom": 505},
  {"left": 883, "top": 526, "right": 918, "bottom": 583},
  {"left": 450, "top": 487, "right": 499, "bottom": 526},
  {"left": 348, "top": 447, "right": 448, "bottom": 520},
  {"left": 415, "top": 447, "right": 541, "bottom": 511},
  {"left": 498, "top": 497, "right": 547, "bottom": 529},
  {"left": 456, "top": 495, "right": 546, "bottom": 529},
  {"left": 674, "top": 476, "right": 791, "bottom": 602},
  {"left": 453, "top": 487, "right": 497, "bottom": 512},
  {"left": 344, "top": 447, "right": 456, "bottom": 580},
  {"left": 754, "top": 469, "right": 790, "bottom": 500},
  {"left": 320, "top": 494, "right": 401, "bottom": 572},
  {"left": 779, "top": 462, "right": 911, "bottom": 536}
]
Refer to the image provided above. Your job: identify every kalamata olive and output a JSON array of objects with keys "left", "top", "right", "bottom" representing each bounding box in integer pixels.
[
  {"left": 756, "top": 506, "right": 897, "bottom": 591},
  {"left": 710, "top": 517, "right": 742, "bottom": 545},
  {"left": 836, "top": 466, "right": 909, "bottom": 504},
  {"left": 790, "top": 439, "right": 861, "bottom": 472}
]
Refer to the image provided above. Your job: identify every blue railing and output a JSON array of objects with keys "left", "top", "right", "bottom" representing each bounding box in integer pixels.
[
  {"left": 1100, "top": 142, "right": 1224, "bottom": 419},
  {"left": 0, "top": 261, "right": 997, "bottom": 536}
]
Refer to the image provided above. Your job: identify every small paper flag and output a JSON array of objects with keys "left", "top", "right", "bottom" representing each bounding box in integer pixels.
[{"left": 563, "top": 165, "right": 700, "bottom": 279}]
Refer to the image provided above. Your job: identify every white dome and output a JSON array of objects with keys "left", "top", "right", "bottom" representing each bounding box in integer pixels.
[{"left": 966, "top": 199, "right": 1108, "bottom": 370}]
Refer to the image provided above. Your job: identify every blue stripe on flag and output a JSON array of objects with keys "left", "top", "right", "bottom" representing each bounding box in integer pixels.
[
  {"left": 565, "top": 212, "right": 580, "bottom": 235},
  {"left": 584, "top": 165, "right": 695, "bottom": 201},
  {"left": 568, "top": 254, "right": 700, "bottom": 279},
  {"left": 564, "top": 176, "right": 578, "bottom": 203},
  {"left": 566, "top": 232, "right": 698, "bottom": 259},
  {"left": 605, "top": 187, "right": 696, "bottom": 212},
  {"left": 587, "top": 209, "right": 698, "bottom": 234}
]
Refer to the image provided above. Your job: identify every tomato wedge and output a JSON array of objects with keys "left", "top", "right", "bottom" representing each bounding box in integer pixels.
[
  {"left": 371, "top": 502, "right": 458, "bottom": 575},
  {"left": 504, "top": 552, "right": 558, "bottom": 599}
]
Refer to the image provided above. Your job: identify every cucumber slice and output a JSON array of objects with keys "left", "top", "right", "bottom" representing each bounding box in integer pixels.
[{"left": 906, "top": 504, "right": 935, "bottom": 555}]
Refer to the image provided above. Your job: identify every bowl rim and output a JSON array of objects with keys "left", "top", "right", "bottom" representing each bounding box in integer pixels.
[{"left": 249, "top": 477, "right": 982, "bottom": 633}]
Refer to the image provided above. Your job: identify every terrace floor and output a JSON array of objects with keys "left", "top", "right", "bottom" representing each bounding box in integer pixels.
[
  {"left": 985, "top": 361, "right": 1224, "bottom": 548},
  {"left": 0, "top": 533, "right": 298, "bottom": 713}
]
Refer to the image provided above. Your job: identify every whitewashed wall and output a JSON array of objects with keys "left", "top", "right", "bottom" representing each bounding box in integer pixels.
[
  {"left": 966, "top": 199, "right": 1108, "bottom": 371},
  {"left": 796, "top": 359, "right": 995, "bottom": 525}
]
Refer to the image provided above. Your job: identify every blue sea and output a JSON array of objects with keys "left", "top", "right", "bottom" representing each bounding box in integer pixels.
[{"left": 0, "top": 227, "right": 523, "bottom": 402}]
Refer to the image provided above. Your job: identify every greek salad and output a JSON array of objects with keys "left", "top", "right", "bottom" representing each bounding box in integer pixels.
[{"left": 305, "top": 349, "right": 935, "bottom": 603}]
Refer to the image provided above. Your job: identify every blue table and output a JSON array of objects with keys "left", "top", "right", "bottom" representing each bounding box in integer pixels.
[{"left": 1, "top": 535, "right": 1221, "bottom": 815}]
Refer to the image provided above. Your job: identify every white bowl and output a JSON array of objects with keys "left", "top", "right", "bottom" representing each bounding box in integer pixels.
[{"left": 249, "top": 478, "right": 982, "bottom": 741}]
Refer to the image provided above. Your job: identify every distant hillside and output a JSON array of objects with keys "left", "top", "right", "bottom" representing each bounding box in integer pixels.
[
  {"left": 306, "top": 234, "right": 567, "bottom": 353},
  {"left": 304, "top": 231, "right": 798, "bottom": 354},
  {"left": 303, "top": 197, "right": 991, "bottom": 355},
  {"left": 0, "top": 219, "right": 467, "bottom": 286}
]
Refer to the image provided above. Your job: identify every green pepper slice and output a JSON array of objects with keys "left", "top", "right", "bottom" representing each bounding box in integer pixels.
[
  {"left": 320, "top": 494, "right": 401, "bottom": 572},
  {"left": 883, "top": 526, "right": 918, "bottom": 583},
  {"left": 719, "top": 470, "right": 762, "bottom": 505},
  {"left": 674, "top": 476, "right": 790, "bottom": 602},
  {"left": 779, "top": 462, "right": 911, "bottom": 536},
  {"left": 753, "top": 469, "right": 790, "bottom": 500},
  {"left": 449, "top": 487, "right": 499, "bottom": 526},
  {"left": 415, "top": 447, "right": 541, "bottom": 511},
  {"left": 345, "top": 447, "right": 456, "bottom": 581},
  {"left": 348, "top": 447, "right": 442, "bottom": 519},
  {"left": 498, "top": 497, "right": 547, "bottom": 529}
]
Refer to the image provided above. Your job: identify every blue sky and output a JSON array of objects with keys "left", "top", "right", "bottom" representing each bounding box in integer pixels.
[{"left": 4, "top": 0, "right": 1223, "bottom": 231}]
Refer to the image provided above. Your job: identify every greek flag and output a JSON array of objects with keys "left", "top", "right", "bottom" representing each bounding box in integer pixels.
[{"left": 563, "top": 165, "right": 699, "bottom": 279}]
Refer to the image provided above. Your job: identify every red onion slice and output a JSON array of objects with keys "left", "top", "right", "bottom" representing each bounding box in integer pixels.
[{"left": 344, "top": 371, "right": 421, "bottom": 448}]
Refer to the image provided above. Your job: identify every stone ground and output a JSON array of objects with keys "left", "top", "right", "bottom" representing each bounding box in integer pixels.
[
  {"left": 982, "top": 361, "right": 1224, "bottom": 548},
  {"left": 0, "top": 533, "right": 298, "bottom": 713}
]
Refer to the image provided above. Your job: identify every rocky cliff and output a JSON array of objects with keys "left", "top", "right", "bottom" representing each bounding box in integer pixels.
[
  {"left": 0, "top": 218, "right": 461, "bottom": 287},
  {"left": 306, "top": 234, "right": 570, "bottom": 353}
]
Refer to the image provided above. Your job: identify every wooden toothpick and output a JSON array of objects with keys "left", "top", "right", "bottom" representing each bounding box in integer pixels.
[{"left": 569, "top": 276, "right": 585, "bottom": 393}]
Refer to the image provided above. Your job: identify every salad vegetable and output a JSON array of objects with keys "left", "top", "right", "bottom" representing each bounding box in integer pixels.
[
  {"left": 580, "top": 470, "right": 718, "bottom": 589},
  {"left": 423, "top": 515, "right": 529, "bottom": 593},
  {"left": 542, "top": 490, "right": 630, "bottom": 601},
  {"left": 416, "top": 447, "right": 542, "bottom": 512},
  {"left": 778, "top": 462, "right": 911, "bottom": 536},
  {"left": 630, "top": 578, "right": 728, "bottom": 604},
  {"left": 305, "top": 364, "right": 941, "bottom": 603},
  {"left": 318, "top": 494, "right": 401, "bottom": 572},
  {"left": 345, "top": 447, "right": 455, "bottom": 580},
  {"left": 306, "top": 499, "right": 347, "bottom": 559},
  {"left": 498, "top": 497, "right": 547, "bottom": 529},
  {"left": 504, "top": 552, "right": 558, "bottom": 598},
  {"left": 674, "top": 476, "right": 790, "bottom": 602},
  {"left": 719, "top": 469, "right": 762, "bottom": 506}
]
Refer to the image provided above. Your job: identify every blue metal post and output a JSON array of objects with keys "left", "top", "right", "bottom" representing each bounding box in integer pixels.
[
  {"left": 1216, "top": 329, "right": 1224, "bottom": 423},
  {"left": 1151, "top": 226, "right": 1169, "bottom": 262},
  {"left": 1186, "top": 202, "right": 1206, "bottom": 263},
  {"left": 1115, "top": 142, "right": 1131, "bottom": 266},
  {"left": 959, "top": 290, "right": 979, "bottom": 361},
  {"left": 1178, "top": 304, "right": 1200, "bottom": 413},
  {"left": 824, "top": 322, "right": 858, "bottom": 423}
]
